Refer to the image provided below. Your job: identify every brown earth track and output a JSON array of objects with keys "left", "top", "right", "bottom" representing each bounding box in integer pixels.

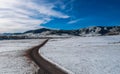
[{"left": 28, "top": 39, "right": 68, "bottom": 74}]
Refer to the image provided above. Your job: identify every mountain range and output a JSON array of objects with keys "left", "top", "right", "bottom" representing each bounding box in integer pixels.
[
  {"left": 1, "top": 26, "right": 120, "bottom": 37},
  {"left": 23, "top": 26, "right": 120, "bottom": 36}
]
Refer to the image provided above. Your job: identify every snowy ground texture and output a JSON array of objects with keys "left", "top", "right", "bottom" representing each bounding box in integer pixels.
[
  {"left": 0, "top": 39, "right": 44, "bottom": 74},
  {"left": 40, "top": 35, "right": 120, "bottom": 74}
]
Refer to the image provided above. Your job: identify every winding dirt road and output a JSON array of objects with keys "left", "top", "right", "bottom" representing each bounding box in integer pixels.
[{"left": 28, "top": 39, "right": 68, "bottom": 74}]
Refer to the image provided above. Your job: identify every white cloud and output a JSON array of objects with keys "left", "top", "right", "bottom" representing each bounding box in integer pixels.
[
  {"left": 0, "top": 0, "right": 69, "bottom": 33},
  {"left": 68, "top": 19, "right": 81, "bottom": 24},
  {"left": 58, "top": 0, "right": 75, "bottom": 12}
]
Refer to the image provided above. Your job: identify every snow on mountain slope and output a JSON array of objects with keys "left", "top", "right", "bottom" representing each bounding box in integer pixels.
[{"left": 40, "top": 35, "right": 120, "bottom": 74}]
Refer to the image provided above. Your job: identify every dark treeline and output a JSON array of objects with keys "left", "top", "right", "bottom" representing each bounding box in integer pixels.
[
  {"left": 0, "top": 36, "right": 68, "bottom": 40},
  {"left": 0, "top": 36, "right": 28, "bottom": 40}
]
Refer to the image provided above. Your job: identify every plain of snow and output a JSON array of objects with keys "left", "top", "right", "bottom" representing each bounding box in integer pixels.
[
  {"left": 40, "top": 35, "right": 120, "bottom": 74},
  {"left": 0, "top": 39, "right": 45, "bottom": 74}
]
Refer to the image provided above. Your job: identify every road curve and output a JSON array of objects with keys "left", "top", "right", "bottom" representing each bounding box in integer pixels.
[{"left": 29, "top": 39, "right": 68, "bottom": 74}]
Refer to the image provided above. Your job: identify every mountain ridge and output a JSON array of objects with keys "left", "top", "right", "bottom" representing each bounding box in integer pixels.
[
  {"left": 23, "top": 26, "right": 120, "bottom": 36},
  {"left": 0, "top": 26, "right": 120, "bottom": 37}
]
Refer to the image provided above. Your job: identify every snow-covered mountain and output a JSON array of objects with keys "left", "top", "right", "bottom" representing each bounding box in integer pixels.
[
  {"left": 23, "top": 26, "right": 120, "bottom": 37},
  {"left": 0, "top": 26, "right": 120, "bottom": 39}
]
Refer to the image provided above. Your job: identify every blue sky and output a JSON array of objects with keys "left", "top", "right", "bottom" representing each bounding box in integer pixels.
[
  {"left": 0, "top": 0, "right": 120, "bottom": 33},
  {"left": 42, "top": 0, "right": 120, "bottom": 30}
]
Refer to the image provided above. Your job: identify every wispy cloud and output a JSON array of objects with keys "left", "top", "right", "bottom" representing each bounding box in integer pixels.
[
  {"left": 55, "top": 0, "right": 74, "bottom": 12},
  {"left": 0, "top": 0, "right": 69, "bottom": 33},
  {"left": 68, "top": 19, "right": 81, "bottom": 24},
  {"left": 66, "top": 0, "right": 75, "bottom": 12}
]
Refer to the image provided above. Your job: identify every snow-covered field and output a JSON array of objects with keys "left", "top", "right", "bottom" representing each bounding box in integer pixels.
[
  {"left": 40, "top": 35, "right": 120, "bottom": 74},
  {"left": 0, "top": 39, "right": 45, "bottom": 74}
]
